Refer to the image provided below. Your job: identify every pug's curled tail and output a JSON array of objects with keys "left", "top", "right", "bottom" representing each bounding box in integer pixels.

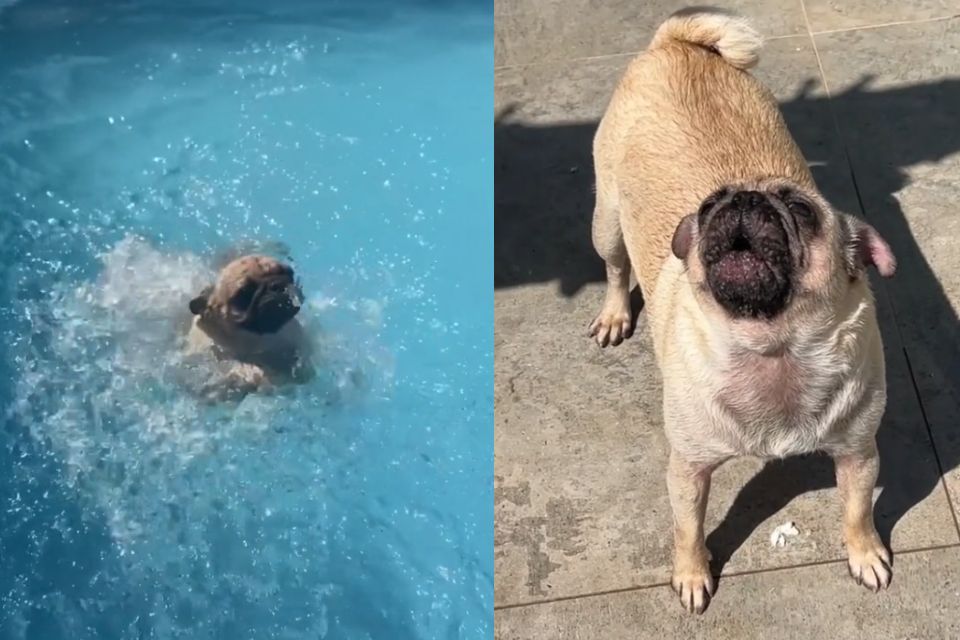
[{"left": 649, "top": 7, "right": 762, "bottom": 70}]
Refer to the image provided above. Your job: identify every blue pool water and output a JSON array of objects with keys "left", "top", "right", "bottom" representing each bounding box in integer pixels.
[{"left": 0, "top": 1, "right": 492, "bottom": 638}]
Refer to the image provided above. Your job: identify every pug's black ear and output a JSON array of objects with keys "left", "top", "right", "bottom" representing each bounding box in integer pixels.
[
  {"left": 189, "top": 286, "right": 213, "bottom": 315},
  {"left": 671, "top": 214, "right": 697, "bottom": 260}
]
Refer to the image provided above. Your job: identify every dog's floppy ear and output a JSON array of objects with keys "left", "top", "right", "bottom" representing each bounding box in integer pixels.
[
  {"left": 189, "top": 286, "right": 214, "bottom": 315},
  {"left": 671, "top": 214, "right": 697, "bottom": 260},
  {"left": 842, "top": 215, "right": 896, "bottom": 278}
]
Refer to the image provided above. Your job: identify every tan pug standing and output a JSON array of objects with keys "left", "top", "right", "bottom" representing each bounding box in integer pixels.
[
  {"left": 588, "top": 8, "right": 897, "bottom": 614},
  {"left": 186, "top": 254, "right": 313, "bottom": 401}
]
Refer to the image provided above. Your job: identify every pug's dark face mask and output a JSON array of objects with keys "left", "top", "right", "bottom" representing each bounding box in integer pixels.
[{"left": 228, "top": 273, "right": 303, "bottom": 334}]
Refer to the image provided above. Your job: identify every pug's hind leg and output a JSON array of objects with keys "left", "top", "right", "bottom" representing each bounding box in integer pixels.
[
  {"left": 667, "top": 451, "right": 716, "bottom": 614},
  {"left": 588, "top": 190, "right": 633, "bottom": 347},
  {"left": 834, "top": 445, "right": 891, "bottom": 591}
]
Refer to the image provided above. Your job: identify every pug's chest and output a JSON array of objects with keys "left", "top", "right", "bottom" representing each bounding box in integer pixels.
[
  {"left": 184, "top": 319, "right": 308, "bottom": 382},
  {"left": 219, "top": 334, "right": 305, "bottom": 378},
  {"left": 711, "top": 351, "right": 855, "bottom": 457}
]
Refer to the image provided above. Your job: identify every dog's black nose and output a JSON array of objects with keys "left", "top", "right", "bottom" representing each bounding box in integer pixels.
[{"left": 731, "top": 191, "right": 764, "bottom": 210}]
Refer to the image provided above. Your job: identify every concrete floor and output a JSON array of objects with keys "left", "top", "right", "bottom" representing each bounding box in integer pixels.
[{"left": 494, "top": 1, "right": 960, "bottom": 637}]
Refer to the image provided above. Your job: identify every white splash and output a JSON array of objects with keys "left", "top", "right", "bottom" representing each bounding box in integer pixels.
[{"left": 9, "top": 235, "right": 387, "bottom": 552}]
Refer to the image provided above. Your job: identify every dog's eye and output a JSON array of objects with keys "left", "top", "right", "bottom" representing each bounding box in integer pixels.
[
  {"left": 231, "top": 282, "right": 257, "bottom": 309},
  {"left": 697, "top": 198, "right": 718, "bottom": 224},
  {"left": 788, "top": 201, "right": 813, "bottom": 218}
]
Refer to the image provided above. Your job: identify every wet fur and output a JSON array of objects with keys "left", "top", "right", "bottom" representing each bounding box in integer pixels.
[{"left": 185, "top": 255, "right": 312, "bottom": 401}]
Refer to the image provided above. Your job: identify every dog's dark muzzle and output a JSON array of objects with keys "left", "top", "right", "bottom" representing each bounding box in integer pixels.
[
  {"left": 234, "top": 276, "right": 303, "bottom": 334},
  {"left": 703, "top": 193, "right": 788, "bottom": 262},
  {"left": 701, "top": 190, "right": 793, "bottom": 318}
]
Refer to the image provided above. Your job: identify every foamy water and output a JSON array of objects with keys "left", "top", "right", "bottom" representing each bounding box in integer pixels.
[{"left": 6, "top": 235, "right": 391, "bottom": 636}]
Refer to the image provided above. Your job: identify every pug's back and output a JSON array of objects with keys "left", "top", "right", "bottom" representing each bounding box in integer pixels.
[{"left": 593, "top": 18, "right": 815, "bottom": 298}]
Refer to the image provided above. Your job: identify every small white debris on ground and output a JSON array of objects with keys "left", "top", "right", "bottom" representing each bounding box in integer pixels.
[{"left": 769, "top": 521, "right": 800, "bottom": 548}]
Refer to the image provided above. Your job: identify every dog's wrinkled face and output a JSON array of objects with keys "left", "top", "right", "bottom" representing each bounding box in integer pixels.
[
  {"left": 698, "top": 185, "right": 815, "bottom": 318},
  {"left": 190, "top": 255, "right": 302, "bottom": 335},
  {"left": 672, "top": 178, "right": 895, "bottom": 321}
]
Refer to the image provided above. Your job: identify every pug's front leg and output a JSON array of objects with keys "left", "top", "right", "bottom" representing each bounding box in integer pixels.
[
  {"left": 201, "top": 363, "right": 270, "bottom": 402},
  {"left": 227, "top": 363, "right": 269, "bottom": 388},
  {"left": 833, "top": 444, "right": 891, "bottom": 591},
  {"left": 667, "top": 451, "right": 717, "bottom": 614}
]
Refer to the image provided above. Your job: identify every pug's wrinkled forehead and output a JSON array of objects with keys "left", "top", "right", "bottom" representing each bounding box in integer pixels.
[
  {"left": 216, "top": 255, "right": 294, "bottom": 297},
  {"left": 189, "top": 254, "right": 303, "bottom": 334}
]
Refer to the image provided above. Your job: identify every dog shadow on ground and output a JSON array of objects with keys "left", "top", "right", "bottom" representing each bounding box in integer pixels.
[{"left": 495, "top": 76, "right": 960, "bottom": 581}]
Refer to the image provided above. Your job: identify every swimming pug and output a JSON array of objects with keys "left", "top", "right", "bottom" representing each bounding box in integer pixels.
[
  {"left": 185, "top": 254, "right": 313, "bottom": 401},
  {"left": 589, "top": 8, "right": 897, "bottom": 613}
]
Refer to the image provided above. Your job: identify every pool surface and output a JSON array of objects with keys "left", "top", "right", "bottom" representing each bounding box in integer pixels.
[{"left": 0, "top": 0, "right": 492, "bottom": 638}]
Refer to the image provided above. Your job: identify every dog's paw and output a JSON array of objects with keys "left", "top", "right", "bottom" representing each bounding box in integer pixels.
[
  {"left": 588, "top": 305, "right": 633, "bottom": 348},
  {"left": 230, "top": 363, "right": 266, "bottom": 386},
  {"left": 671, "top": 557, "right": 714, "bottom": 614},
  {"left": 846, "top": 533, "right": 891, "bottom": 592},
  {"left": 199, "top": 363, "right": 268, "bottom": 403}
]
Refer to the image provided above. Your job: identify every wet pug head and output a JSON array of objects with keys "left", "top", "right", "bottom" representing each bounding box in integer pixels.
[
  {"left": 670, "top": 178, "right": 896, "bottom": 321},
  {"left": 190, "top": 255, "right": 303, "bottom": 335}
]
